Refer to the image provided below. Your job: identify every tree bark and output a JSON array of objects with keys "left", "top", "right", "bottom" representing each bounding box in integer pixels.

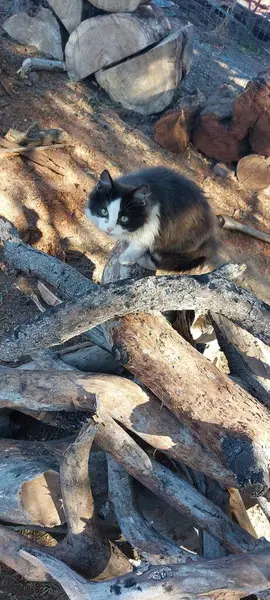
[
  {"left": 0, "top": 263, "right": 269, "bottom": 362},
  {"left": 65, "top": 6, "right": 171, "bottom": 81},
  {"left": 211, "top": 313, "right": 270, "bottom": 408},
  {"left": 0, "top": 368, "right": 236, "bottom": 487},
  {"left": 20, "top": 545, "right": 270, "bottom": 600},
  {"left": 95, "top": 413, "right": 258, "bottom": 554},
  {"left": 0, "top": 217, "right": 108, "bottom": 350},
  {"left": 107, "top": 456, "right": 197, "bottom": 564},
  {"left": 96, "top": 29, "right": 184, "bottom": 115}
]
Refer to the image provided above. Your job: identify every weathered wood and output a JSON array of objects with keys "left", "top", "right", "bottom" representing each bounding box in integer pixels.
[
  {"left": 95, "top": 413, "right": 258, "bottom": 553},
  {"left": 217, "top": 214, "right": 270, "bottom": 244},
  {"left": 62, "top": 345, "right": 123, "bottom": 374},
  {"left": 107, "top": 456, "right": 196, "bottom": 564},
  {"left": 48, "top": 0, "right": 83, "bottom": 33},
  {"left": 0, "top": 443, "right": 64, "bottom": 527},
  {"left": 236, "top": 155, "right": 270, "bottom": 192},
  {"left": 3, "top": 8, "right": 63, "bottom": 61},
  {"left": 17, "top": 58, "right": 66, "bottom": 78},
  {"left": 0, "top": 369, "right": 236, "bottom": 487},
  {"left": 211, "top": 313, "right": 270, "bottom": 407},
  {"left": 19, "top": 547, "right": 270, "bottom": 600},
  {"left": 96, "top": 29, "right": 184, "bottom": 115},
  {"left": 88, "top": 0, "right": 147, "bottom": 11},
  {"left": 65, "top": 6, "right": 171, "bottom": 81},
  {"left": 0, "top": 261, "right": 269, "bottom": 361},
  {"left": 55, "top": 418, "right": 131, "bottom": 578},
  {"left": 0, "top": 526, "right": 48, "bottom": 582},
  {"left": 101, "top": 244, "right": 270, "bottom": 496},
  {"left": 229, "top": 488, "right": 258, "bottom": 538},
  {"left": 0, "top": 217, "right": 108, "bottom": 350}
]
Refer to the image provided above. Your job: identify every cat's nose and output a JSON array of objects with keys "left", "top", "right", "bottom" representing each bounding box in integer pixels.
[{"left": 107, "top": 227, "right": 113, "bottom": 234}]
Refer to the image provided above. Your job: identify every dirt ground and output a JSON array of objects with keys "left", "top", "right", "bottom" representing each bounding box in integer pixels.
[{"left": 0, "top": 1, "right": 270, "bottom": 598}]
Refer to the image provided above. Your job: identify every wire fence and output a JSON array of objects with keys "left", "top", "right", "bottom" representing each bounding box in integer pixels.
[{"left": 175, "top": 0, "right": 270, "bottom": 53}]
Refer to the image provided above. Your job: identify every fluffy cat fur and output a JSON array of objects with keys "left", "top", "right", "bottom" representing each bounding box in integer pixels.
[{"left": 86, "top": 166, "right": 218, "bottom": 271}]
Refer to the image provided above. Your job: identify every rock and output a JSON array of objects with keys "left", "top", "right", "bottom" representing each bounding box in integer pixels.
[
  {"left": 236, "top": 154, "right": 270, "bottom": 192},
  {"left": 154, "top": 88, "right": 205, "bottom": 153},
  {"left": 213, "top": 163, "right": 234, "bottom": 179},
  {"left": 193, "top": 67, "right": 270, "bottom": 163},
  {"left": 28, "top": 71, "right": 39, "bottom": 84}
]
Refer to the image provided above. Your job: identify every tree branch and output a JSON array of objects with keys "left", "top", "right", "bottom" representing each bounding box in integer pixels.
[
  {"left": 0, "top": 368, "right": 237, "bottom": 487},
  {"left": 0, "top": 262, "right": 269, "bottom": 362},
  {"left": 95, "top": 413, "right": 258, "bottom": 554},
  {"left": 20, "top": 546, "right": 270, "bottom": 600},
  {"left": 107, "top": 456, "right": 196, "bottom": 564}
]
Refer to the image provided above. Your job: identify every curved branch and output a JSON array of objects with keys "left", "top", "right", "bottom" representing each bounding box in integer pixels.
[
  {"left": 0, "top": 368, "right": 237, "bottom": 487},
  {"left": 0, "top": 262, "right": 269, "bottom": 362},
  {"left": 20, "top": 546, "right": 270, "bottom": 600},
  {"left": 96, "top": 413, "right": 258, "bottom": 554},
  {"left": 0, "top": 217, "right": 108, "bottom": 350},
  {"left": 107, "top": 456, "right": 196, "bottom": 564}
]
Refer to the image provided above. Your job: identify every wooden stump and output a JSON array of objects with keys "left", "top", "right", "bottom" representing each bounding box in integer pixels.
[
  {"left": 65, "top": 5, "right": 171, "bottom": 81},
  {"left": 96, "top": 29, "right": 183, "bottom": 115},
  {"left": 236, "top": 155, "right": 270, "bottom": 191},
  {"left": 3, "top": 8, "right": 63, "bottom": 61},
  {"left": 47, "top": 0, "right": 83, "bottom": 33},
  {"left": 87, "top": 0, "right": 148, "bottom": 11}
]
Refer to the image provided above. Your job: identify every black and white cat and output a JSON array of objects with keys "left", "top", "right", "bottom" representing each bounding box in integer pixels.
[{"left": 86, "top": 166, "right": 218, "bottom": 271}]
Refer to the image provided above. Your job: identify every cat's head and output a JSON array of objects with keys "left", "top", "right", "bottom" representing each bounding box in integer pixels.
[{"left": 86, "top": 170, "right": 151, "bottom": 238}]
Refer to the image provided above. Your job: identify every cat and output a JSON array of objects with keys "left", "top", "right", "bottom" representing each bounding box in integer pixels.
[{"left": 86, "top": 166, "right": 218, "bottom": 271}]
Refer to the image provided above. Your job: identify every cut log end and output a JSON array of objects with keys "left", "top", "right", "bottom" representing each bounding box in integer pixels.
[{"left": 22, "top": 469, "right": 64, "bottom": 528}]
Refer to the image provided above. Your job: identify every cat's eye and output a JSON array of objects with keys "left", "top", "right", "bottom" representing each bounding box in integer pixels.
[
  {"left": 120, "top": 215, "right": 129, "bottom": 223},
  {"left": 101, "top": 208, "right": 108, "bottom": 217}
]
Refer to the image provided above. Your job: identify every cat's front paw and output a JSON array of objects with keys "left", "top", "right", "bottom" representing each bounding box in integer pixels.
[{"left": 119, "top": 252, "right": 137, "bottom": 266}]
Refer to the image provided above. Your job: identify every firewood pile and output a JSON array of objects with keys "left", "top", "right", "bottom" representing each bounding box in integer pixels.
[
  {"left": 3, "top": 0, "right": 194, "bottom": 115},
  {"left": 0, "top": 214, "right": 270, "bottom": 599}
]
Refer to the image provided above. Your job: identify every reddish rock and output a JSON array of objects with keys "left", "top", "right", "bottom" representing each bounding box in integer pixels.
[
  {"left": 154, "top": 89, "right": 205, "bottom": 154},
  {"left": 193, "top": 67, "right": 270, "bottom": 163},
  {"left": 250, "top": 112, "right": 270, "bottom": 157}
]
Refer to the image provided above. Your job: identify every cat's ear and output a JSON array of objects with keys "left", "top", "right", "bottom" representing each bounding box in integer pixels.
[
  {"left": 133, "top": 184, "right": 150, "bottom": 205},
  {"left": 97, "top": 170, "right": 113, "bottom": 190}
]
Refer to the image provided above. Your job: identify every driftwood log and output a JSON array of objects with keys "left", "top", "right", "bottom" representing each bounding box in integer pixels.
[
  {"left": 65, "top": 5, "right": 171, "bottom": 81},
  {"left": 0, "top": 439, "right": 64, "bottom": 527},
  {"left": 217, "top": 214, "right": 270, "bottom": 245},
  {"left": 0, "top": 369, "right": 237, "bottom": 487},
  {"left": 19, "top": 546, "right": 270, "bottom": 600},
  {"left": 3, "top": 7, "right": 63, "bottom": 61},
  {"left": 1, "top": 227, "right": 270, "bottom": 494},
  {"left": 96, "top": 29, "right": 184, "bottom": 115},
  {"left": 211, "top": 313, "right": 270, "bottom": 408}
]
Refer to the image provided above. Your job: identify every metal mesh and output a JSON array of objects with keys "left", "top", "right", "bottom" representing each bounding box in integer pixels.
[{"left": 176, "top": 0, "right": 270, "bottom": 50}]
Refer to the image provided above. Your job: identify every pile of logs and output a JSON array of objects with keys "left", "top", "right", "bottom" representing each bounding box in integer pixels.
[
  {"left": 0, "top": 214, "right": 270, "bottom": 599},
  {"left": 3, "top": 1, "right": 194, "bottom": 115}
]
